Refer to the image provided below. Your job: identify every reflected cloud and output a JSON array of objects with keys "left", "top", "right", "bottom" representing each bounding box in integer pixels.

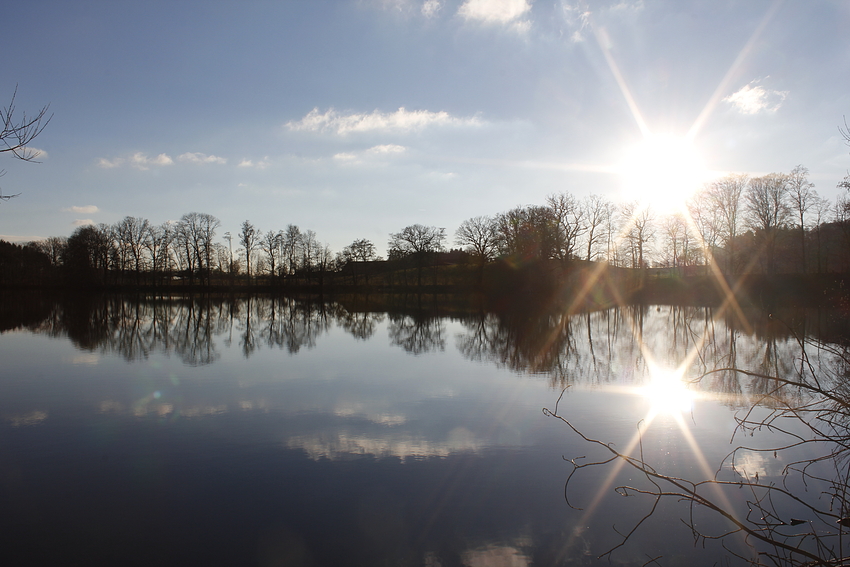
[
  {"left": 460, "top": 541, "right": 533, "bottom": 567},
  {"left": 728, "top": 449, "right": 774, "bottom": 479},
  {"left": 289, "top": 426, "right": 481, "bottom": 460},
  {"left": 99, "top": 400, "right": 123, "bottom": 413},
  {"left": 69, "top": 353, "right": 100, "bottom": 365},
  {"left": 334, "top": 405, "right": 407, "bottom": 426},
  {"left": 7, "top": 410, "right": 48, "bottom": 427}
]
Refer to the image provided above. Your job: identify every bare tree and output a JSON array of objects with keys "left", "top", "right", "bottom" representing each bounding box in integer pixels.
[
  {"left": 811, "top": 195, "right": 831, "bottom": 273},
  {"left": 145, "top": 222, "right": 174, "bottom": 283},
  {"left": 455, "top": 216, "right": 497, "bottom": 285},
  {"left": 301, "top": 229, "right": 319, "bottom": 277},
  {"left": 546, "top": 192, "right": 586, "bottom": 262},
  {"left": 239, "top": 220, "right": 260, "bottom": 280},
  {"left": 260, "top": 230, "right": 281, "bottom": 279},
  {"left": 455, "top": 216, "right": 497, "bottom": 260},
  {"left": 115, "top": 216, "right": 150, "bottom": 283},
  {"left": 494, "top": 206, "right": 559, "bottom": 261},
  {"left": 281, "top": 224, "right": 302, "bottom": 278},
  {"left": 660, "top": 213, "right": 688, "bottom": 269},
  {"left": 582, "top": 194, "right": 613, "bottom": 262},
  {"left": 0, "top": 87, "right": 52, "bottom": 201},
  {"left": 388, "top": 224, "right": 446, "bottom": 287},
  {"left": 177, "top": 212, "right": 220, "bottom": 285},
  {"left": 620, "top": 202, "right": 655, "bottom": 270},
  {"left": 746, "top": 174, "right": 790, "bottom": 274},
  {"left": 688, "top": 189, "right": 721, "bottom": 270},
  {"left": 787, "top": 165, "right": 816, "bottom": 273},
  {"left": 700, "top": 174, "right": 748, "bottom": 273},
  {"left": 36, "top": 236, "right": 66, "bottom": 268},
  {"left": 342, "top": 238, "right": 377, "bottom": 285}
]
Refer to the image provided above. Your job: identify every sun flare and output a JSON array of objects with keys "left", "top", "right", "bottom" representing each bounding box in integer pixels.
[
  {"left": 641, "top": 366, "right": 694, "bottom": 416},
  {"left": 618, "top": 134, "right": 708, "bottom": 214}
]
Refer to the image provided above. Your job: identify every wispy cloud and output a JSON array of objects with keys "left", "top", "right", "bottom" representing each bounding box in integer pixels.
[
  {"left": 24, "top": 147, "right": 48, "bottom": 160},
  {"left": 422, "top": 0, "right": 442, "bottom": 18},
  {"left": 131, "top": 153, "right": 173, "bottom": 169},
  {"left": 369, "top": 144, "right": 407, "bottom": 154},
  {"left": 237, "top": 157, "right": 271, "bottom": 169},
  {"left": 73, "top": 219, "right": 95, "bottom": 226},
  {"left": 97, "top": 157, "right": 123, "bottom": 169},
  {"left": 63, "top": 205, "right": 99, "bottom": 214},
  {"left": 97, "top": 152, "right": 175, "bottom": 170},
  {"left": 560, "top": 1, "right": 644, "bottom": 42},
  {"left": 332, "top": 144, "right": 407, "bottom": 166},
  {"left": 561, "top": 3, "right": 591, "bottom": 42},
  {"left": 287, "top": 107, "right": 483, "bottom": 135},
  {"left": 724, "top": 80, "right": 788, "bottom": 115},
  {"left": 178, "top": 152, "right": 227, "bottom": 165},
  {"left": 457, "top": 0, "right": 531, "bottom": 25}
]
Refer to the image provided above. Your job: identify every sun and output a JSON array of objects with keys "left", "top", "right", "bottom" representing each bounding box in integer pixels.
[{"left": 617, "top": 134, "right": 708, "bottom": 214}]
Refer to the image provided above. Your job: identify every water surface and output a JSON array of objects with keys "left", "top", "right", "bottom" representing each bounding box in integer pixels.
[{"left": 0, "top": 294, "right": 844, "bottom": 566}]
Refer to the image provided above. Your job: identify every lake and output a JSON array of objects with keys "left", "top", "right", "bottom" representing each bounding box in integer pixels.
[{"left": 1, "top": 293, "right": 847, "bottom": 566}]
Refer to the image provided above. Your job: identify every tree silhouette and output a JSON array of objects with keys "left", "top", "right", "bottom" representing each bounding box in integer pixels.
[
  {"left": 388, "top": 224, "right": 446, "bottom": 287},
  {"left": 239, "top": 220, "right": 260, "bottom": 280}
]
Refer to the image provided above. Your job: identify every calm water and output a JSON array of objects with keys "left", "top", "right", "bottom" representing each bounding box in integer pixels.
[{"left": 0, "top": 294, "right": 846, "bottom": 566}]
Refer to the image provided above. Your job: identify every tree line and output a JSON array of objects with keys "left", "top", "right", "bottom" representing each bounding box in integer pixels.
[{"left": 3, "top": 163, "right": 850, "bottom": 289}]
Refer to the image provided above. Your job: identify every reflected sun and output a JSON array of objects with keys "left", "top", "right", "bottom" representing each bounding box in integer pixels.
[
  {"left": 618, "top": 134, "right": 708, "bottom": 214},
  {"left": 640, "top": 365, "right": 694, "bottom": 417}
]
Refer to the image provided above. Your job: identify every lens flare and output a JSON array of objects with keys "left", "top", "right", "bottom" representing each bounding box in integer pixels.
[{"left": 641, "top": 365, "right": 694, "bottom": 416}]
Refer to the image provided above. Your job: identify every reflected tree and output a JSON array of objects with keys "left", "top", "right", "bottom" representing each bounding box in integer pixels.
[
  {"left": 545, "top": 314, "right": 850, "bottom": 566},
  {"left": 388, "top": 313, "right": 445, "bottom": 354}
]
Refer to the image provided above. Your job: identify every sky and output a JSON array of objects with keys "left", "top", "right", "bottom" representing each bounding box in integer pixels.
[{"left": 2, "top": 0, "right": 849, "bottom": 256}]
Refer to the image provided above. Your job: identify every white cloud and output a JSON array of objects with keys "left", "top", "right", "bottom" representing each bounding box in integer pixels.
[
  {"left": 333, "top": 145, "right": 408, "bottom": 165},
  {"left": 368, "top": 144, "right": 407, "bottom": 154},
  {"left": 135, "top": 152, "right": 173, "bottom": 168},
  {"left": 73, "top": 219, "right": 95, "bottom": 226},
  {"left": 24, "top": 147, "right": 48, "bottom": 160},
  {"left": 372, "top": 0, "right": 415, "bottom": 13},
  {"left": 97, "top": 152, "right": 175, "bottom": 170},
  {"left": 562, "top": 3, "right": 591, "bottom": 42},
  {"left": 238, "top": 157, "right": 271, "bottom": 169},
  {"left": 63, "top": 205, "right": 99, "bottom": 214},
  {"left": 178, "top": 152, "right": 227, "bottom": 165},
  {"left": 422, "top": 0, "right": 442, "bottom": 17},
  {"left": 287, "top": 107, "right": 483, "bottom": 135},
  {"left": 723, "top": 80, "right": 788, "bottom": 115},
  {"left": 333, "top": 152, "right": 359, "bottom": 162},
  {"left": 457, "top": 0, "right": 531, "bottom": 25},
  {"left": 97, "top": 157, "right": 123, "bottom": 168}
]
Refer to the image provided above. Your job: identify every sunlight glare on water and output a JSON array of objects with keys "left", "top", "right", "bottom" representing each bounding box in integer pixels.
[{"left": 640, "top": 365, "right": 695, "bottom": 417}]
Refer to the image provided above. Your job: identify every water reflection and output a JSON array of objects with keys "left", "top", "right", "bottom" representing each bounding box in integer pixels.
[
  {"left": 2, "top": 293, "right": 850, "bottom": 565},
  {"left": 4, "top": 293, "right": 848, "bottom": 402}
]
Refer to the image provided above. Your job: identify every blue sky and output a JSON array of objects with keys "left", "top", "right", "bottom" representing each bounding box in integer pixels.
[{"left": 2, "top": 0, "right": 849, "bottom": 256}]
